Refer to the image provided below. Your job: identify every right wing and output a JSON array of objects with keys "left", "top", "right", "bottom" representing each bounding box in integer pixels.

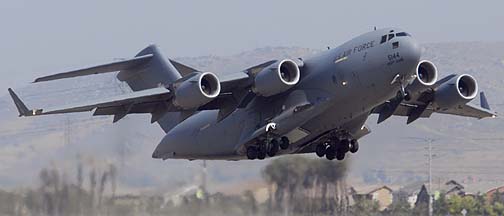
[
  {"left": 373, "top": 73, "right": 497, "bottom": 124},
  {"left": 373, "top": 92, "right": 496, "bottom": 124},
  {"left": 436, "top": 94, "right": 495, "bottom": 119}
]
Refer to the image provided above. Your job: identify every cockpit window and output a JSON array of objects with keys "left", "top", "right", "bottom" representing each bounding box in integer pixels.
[
  {"left": 396, "top": 32, "right": 411, "bottom": 37},
  {"left": 381, "top": 31, "right": 408, "bottom": 44},
  {"left": 380, "top": 35, "right": 387, "bottom": 44}
]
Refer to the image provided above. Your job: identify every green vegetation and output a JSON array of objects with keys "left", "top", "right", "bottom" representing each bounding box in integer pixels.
[
  {"left": 1, "top": 155, "right": 504, "bottom": 215},
  {"left": 262, "top": 155, "right": 349, "bottom": 215}
]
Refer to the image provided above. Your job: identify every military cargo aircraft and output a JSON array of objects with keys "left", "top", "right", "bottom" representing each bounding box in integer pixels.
[{"left": 8, "top": 28, "right": 496, "bottom": 161}]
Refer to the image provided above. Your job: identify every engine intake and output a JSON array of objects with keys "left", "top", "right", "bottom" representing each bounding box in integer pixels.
[
  {"left": 252, "top": 59, "right": 300, "bottom": 97},
  {"left": 434, "top": 74, "right": 478, "bottom": 110},
  {"left": 173, "top": 72, "right": 221, "bottom": 109},
  {"left": 405, "top": 60, "right": 438, "bottom": 101},
  {"left": 416, "top": 60, "right": 438, "bottom": 86}
]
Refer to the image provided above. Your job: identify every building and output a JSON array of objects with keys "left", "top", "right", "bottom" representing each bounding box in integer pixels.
[
  {"left": 443, "top": 180, "right": 465, "bottom": 197},
  {"left": 400, "top": 180, "right": 467, "bottom": 208},
  {"left": 350, "top": 185, "right": 394, "bottom": 211},
  {"left": 485, "top": 186, "right": 504, "bottom": 203}
]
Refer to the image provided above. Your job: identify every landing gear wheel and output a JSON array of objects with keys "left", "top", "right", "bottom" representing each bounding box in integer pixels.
[
  {"left": 315, "top": 143, "right": 326, "bottom": 157},
  {"left": 340, "top": 139, "right": 350, "bottom": 153},
  {"left": 336, "top": 151, "right": 345, "bottom": 161},
  {"left": 279, "top": 136, "right": 290, "bottom": 150},
  {"left": 325, "top": 146, "right": 336, "bottom": 160},
  {"left": 246, "top": 146, "right": 258, "bottom": 160},
  {"left": 257, "top": 144, "right": 267, "bottom": 160},
  {"left": 267, "top": 139, "right": 279, "bottom": 157},
  {"left": 349, "top": 140, "right": 359, "bottom": 153}
]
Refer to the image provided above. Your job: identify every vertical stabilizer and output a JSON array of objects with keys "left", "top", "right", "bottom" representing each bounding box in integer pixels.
[
  {"left": 117, "top": 45, "right": 184, "bottom": 132},
  {"left": 117, "top": 45, "right": 182, "bottom": 91}
]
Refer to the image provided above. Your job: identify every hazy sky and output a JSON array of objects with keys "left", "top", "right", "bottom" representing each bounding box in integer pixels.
[{"left": 1, "top": 0, "right": 503, "bottom": 88}]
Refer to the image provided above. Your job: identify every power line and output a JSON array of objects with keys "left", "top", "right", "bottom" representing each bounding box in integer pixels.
[{"left": 401, "top": 137, "right": 439, "bottom": 216}]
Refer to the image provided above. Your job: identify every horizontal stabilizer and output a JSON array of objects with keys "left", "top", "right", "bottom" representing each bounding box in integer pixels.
[
  {"left": 169, "top": 59, "right": 199, "bottom": 77},
  {"left": 34, "top": 54, "right": 153, "bottom": 83}
]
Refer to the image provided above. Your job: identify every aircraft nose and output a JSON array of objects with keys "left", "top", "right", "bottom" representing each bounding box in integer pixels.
[
  {"left": 402, "top": 38, "right": 421, "bottom": 66},
  {"left": 398, "top": 37, "right": 421, "bottom": 65}
]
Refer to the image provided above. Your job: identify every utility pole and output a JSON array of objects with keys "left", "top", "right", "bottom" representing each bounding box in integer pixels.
[
  {"left": 403, "top": 137, "right": 437, "bottom": 216},
  {"left": 65, "top": 116, "right": 71, "bottom": 146},
  {"left": 427, "top": 138, "right": 433, "bottom": 216},
  {"left": 202, "top": 160, "right": 207, "bottom": 193}
]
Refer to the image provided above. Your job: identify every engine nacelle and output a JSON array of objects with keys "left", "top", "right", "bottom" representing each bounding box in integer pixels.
[
  {"left": 173, "top": 72, "right": 221, "bottom": 109},
  {"left": 405, "top": 60, "right": 438, "bottom": 101},
  {"left": 252, "top": 59, "right": 300, "bottom": 97},
  {"left": 434, "top": 74, "right": 478, "bottom": 110}
]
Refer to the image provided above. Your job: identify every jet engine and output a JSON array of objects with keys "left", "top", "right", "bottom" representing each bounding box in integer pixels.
[
  {"left": 405, "top": 60, "right": 438, "bottom": 101},
  {"left": 434, "top": 74, "right": 478, "bottom": 110},
  {"left": 252, "top": 59, "right": 300, "bottom": 97},
  {"left": 173, "top": 72, "right": 221, "bottom": 109}
]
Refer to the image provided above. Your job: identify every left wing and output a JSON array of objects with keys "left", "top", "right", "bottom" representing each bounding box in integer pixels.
[
  {"left": 9, "top": 56, "right": 304, "bottom": 124},
  {"left": 9, "top": 87, "right": 175, "bottom": 123}
]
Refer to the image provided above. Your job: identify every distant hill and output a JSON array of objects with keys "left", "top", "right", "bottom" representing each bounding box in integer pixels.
[{"left": 0, "top": 42, "right": 503, "bottom": 193}]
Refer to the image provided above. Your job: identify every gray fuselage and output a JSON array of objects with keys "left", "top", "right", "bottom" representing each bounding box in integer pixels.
[{"left": 153, "top": 28, "right": 421, "bottom": 160}]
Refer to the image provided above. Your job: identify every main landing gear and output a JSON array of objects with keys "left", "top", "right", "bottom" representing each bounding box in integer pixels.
[
  {"left": 315, "top": 136, "right": 359, "bottom": 161},
  {"left": 247, "top": 136, "right": 290, "bottom": 160}
]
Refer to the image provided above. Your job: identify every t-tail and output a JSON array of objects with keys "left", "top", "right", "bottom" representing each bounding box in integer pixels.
[{"left": 8, "top": 45, "right": 197, "bottom": 132}]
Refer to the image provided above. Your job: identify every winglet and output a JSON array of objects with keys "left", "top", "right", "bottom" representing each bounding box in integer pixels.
[
  {"left": 8, "top": 88, "right": 30, "bottom": 117},
  {"left": 480, "top": 92, "right": 490, "bottom": 110}
]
